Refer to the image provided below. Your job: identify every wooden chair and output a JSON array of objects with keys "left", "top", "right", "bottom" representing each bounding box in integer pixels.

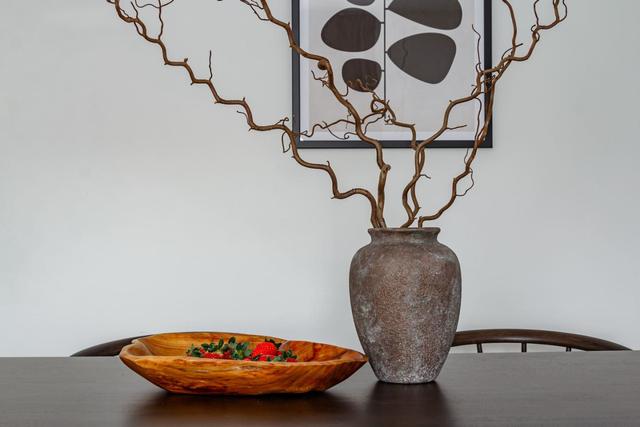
[
  {"left": 452, "top": 329, "right": 630, "bottom": 353},
  {"left": 72, "top": 329, "right": 631, "bottom": 357}
]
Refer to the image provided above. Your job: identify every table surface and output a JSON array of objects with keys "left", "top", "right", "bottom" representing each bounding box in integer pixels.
[{"left": 1, "top": 352, "right": 639, "bottom": 427}]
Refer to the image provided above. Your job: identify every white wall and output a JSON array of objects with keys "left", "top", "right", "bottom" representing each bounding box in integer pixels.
[{"left": 1, "top": 1, "right": 638, "bottom": 356}]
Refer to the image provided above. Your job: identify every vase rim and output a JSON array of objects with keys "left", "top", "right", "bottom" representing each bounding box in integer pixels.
[
  {"left": 368, "top": 228, "right": 441, "bottom": 233},
  {"left": 367, "top": 228, "right": 441, "bottom": 241}
]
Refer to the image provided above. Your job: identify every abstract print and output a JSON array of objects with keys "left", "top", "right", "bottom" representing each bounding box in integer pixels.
[
  {"left": 295, "top": 0, "right": 491, "bottom": 148},
  {"left": 322, "top": 0, "right": 462, "bottom": 90}
]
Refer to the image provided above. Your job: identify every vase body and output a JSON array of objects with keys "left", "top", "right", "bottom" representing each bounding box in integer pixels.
[{"left": 349, "top": 228, "right": 461, "bottom": 384}]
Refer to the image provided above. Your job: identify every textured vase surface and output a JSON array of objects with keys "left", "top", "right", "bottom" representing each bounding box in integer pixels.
[{"left": 349, "top": 228, "right": 461, "bottom": 384}]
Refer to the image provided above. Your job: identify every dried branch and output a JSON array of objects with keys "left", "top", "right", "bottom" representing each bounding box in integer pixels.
[
  {"left": 106, "top": 0, "right": 384, "bottom": 227},
  {"left": 402, "top": 0, "right": 568, "bottom": 228},
  {"left": 106, "top": 0, "right": 567, "bottom": 229}
]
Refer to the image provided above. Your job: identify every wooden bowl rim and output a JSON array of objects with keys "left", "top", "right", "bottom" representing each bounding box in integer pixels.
[{"left": 119, "top": 332, "right": 368, "bottom": 367}]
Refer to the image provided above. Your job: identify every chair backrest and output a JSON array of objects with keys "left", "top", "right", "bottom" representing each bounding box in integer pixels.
[
  {"left": 453, "top": 329, "right": 630, "bottom": 353},
  {"left": 72, "top": 329, "right": 631, "bottom": 356}
]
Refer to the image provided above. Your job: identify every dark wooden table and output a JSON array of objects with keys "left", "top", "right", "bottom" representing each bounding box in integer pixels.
[{"left": 1, "top": 352, "right": 639, "bottom": 426}]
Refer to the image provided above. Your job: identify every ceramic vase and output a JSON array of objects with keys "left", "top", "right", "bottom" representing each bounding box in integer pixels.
[{"left": 349, "top": 228, "right": 461, "bottom": 383}]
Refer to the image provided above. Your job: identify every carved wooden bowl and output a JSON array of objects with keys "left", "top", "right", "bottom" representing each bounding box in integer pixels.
[{"left": 119, "top": 332, "right": 367, "bottom": 395}]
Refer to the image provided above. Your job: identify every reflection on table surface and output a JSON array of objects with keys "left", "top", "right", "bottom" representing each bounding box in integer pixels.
[{"left": 126, "top": 372, "right": 456, "bottom": 427}]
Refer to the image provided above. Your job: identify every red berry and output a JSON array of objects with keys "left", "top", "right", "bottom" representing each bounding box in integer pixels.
[
  {"left": 203, "top": 352, "right": 224, "bottom": 359},
  {"left": 286, "top": 358, "right": 297, "bottom": 363},
  {"left": 258, "top": 355, "right": 272, "bottom": 362},
  {"left": 251, "top": 342, "right": 278, "bottom": 358}
]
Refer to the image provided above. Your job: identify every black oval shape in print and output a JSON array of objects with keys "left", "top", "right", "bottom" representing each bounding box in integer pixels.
[
  {"left": 388, "top": 0, "right": 462, "bottom": 30},
  {"left": 321, "top": 8, "right": 381, "bottom": 52},
  {"left": 342, "top": 58, "right": 382, "bottom": 92},
  {"left": 348, "top": 0, "right": 376, "bottom": 5},
  {"left": 388, "top": 33, "right": 456, "bottom": 84}
]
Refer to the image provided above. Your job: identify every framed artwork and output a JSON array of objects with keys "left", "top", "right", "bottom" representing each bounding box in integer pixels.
[{"left": 292, "top": 0, "right": 493, "bottom": 149}]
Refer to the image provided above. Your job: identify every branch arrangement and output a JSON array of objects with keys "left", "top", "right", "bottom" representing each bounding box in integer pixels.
[{"left": 107, "top": 0, "right": 567, "bottom": 229}]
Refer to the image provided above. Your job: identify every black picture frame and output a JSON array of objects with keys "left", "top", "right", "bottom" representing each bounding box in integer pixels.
[{"left": 292, "top": 0, "right": 493, "bottom": 149}]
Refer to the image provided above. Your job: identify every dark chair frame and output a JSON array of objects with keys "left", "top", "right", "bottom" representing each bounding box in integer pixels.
[
  {"left": 71, "top": 336, "right": 148, "bottom": 357},
  {"left": 452, "top": 329, "right": 631, "bottom": 353},
  {"left": 72, "top": 329, "right": 631, "bottom": 357}
]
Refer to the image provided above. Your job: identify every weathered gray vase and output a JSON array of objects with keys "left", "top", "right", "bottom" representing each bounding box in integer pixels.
[{"left": 349, "top": 228, "right": 461, "bottom": 384}]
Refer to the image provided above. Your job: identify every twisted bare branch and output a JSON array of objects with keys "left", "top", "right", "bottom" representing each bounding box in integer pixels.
[
  {"left": 107, "top": 0, "right": 567, "bottom": 229},
  {"left": 107, "top": 0, "right": 384, "bottom": 227},
  {"left": 403, "top": 0, "right": 568, "bottom": 227}
]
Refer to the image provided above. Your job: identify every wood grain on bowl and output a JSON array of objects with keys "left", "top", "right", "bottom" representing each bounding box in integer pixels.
[{"left": 119, "top": 332, "right": 367, "bottom": 395}]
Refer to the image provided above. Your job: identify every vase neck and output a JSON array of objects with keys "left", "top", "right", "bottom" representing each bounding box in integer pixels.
[{"left": 368, "top": 228, "right": 441, "bottom": 245}]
